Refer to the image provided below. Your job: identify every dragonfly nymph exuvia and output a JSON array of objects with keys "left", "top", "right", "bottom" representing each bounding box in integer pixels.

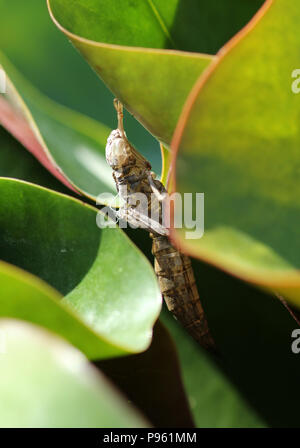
[{"left": 105, "top": 99, "right": 215, "bottom": 351}]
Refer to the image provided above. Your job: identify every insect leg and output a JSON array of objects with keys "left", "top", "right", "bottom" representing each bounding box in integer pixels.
[
  {"left": 148, "top": 173, "right": 168, "bottom": 202},
  {"left": 113, "top": 98, "right": 126, "bottom": 138}
]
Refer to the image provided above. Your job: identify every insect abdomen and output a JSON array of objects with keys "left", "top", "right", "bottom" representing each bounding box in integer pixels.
[{"left": 151, "top": 235, "right": 215, "bottom": 351}]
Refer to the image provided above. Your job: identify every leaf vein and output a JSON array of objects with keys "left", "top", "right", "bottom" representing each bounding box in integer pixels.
[{"left": 146, "top": 0, "right": 176, "bottom": 49}]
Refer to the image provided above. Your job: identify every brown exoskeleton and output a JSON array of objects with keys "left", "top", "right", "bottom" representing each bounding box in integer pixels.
[{"left": 106, "top": 99, "right": 215, "bottom": 351}]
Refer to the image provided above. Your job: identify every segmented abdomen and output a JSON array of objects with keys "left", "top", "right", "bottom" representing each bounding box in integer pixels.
[{"left": 151, "top": 235, "right": 215, "bottom": 351}]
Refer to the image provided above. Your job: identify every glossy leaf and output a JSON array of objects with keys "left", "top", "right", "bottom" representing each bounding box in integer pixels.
[
  {"left": 0, "top": 319, "right": 147, "bottom": 427},
  {"left": 160, "top": 144, "right": 171, "bottom": 187},
  {"left": 171, "top": 0, "right": 300, "bottom": 305},
  {"left": 97, "top": 321, "right": 195, "bottom": 428},
  {"left": 48, "top": 0, "right": 264, "bottom": 145},
  {"left": 0, "top": 0, "right": 162, "bottom": 174},
  {"left": 182, "top": 258, "right": 300, "bottom": 427},
  {"left": 0, "top": 53, "right": 118, "bottom": 201},
  {"left": 0, "top": 179, "right": 161, "bottom": 359},
  {"left": 128, "top": 219, "right": 298, "bottom": 427},
  {"left": 48, "top": 0, "right": 215, "bottom": 145},
  {"left": 0, "top": 252, "right": 193, "bottom": 427},
  {"left": 0, "top": 126, "right": 72, "bottom": 195},
  {"left": 0, "top": 260, "right": 113, "bottom": 359},
  {"left": 162, "top": 308, "right": 265, "bottom": 428}
]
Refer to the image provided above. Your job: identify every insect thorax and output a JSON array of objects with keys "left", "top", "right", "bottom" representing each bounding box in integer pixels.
[
  {"left": 106, "top": 130, "right": 152, "bottom": 199},
  {"left": 106, "top": 124, "right": 166, "bottom": 234}
]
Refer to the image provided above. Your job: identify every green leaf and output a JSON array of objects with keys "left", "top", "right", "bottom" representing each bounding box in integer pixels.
[
  {"left": 128, "top": 219, "right": 299, "bottom": 427},
  {"left": 0, "top": 260, "right": 113, "bottom": 359},
  {"left": 0, "top": 257, "right": 193, "bottom": 427},
  {"left": 0, "top": 319, "right": 147, "bottom": 427},
  {"left": 171, "top": 0, "right": 300, "bottom": 305},
  {"left": 0, "top": 53, "right": 118, "bottom": 202},
  {"left": 47, "top": 0, "right": 264, "bottom": 145},
  {"left": 97, "top": 321, "right": 195, "bottom": 427},
  {"left": 0, "top": 126, "right": 71, "bottom": 195},
  {"left": 185, "top": 259, "right": 300, "bottom": 427},
  {"left": 160, "top": 144, "right": 171, "bottom": 187},
  {"left": 0, "top": 0, "right": 162, "bottom": 174},
  {"left": 123, "top": 212, "right": 263, "bottom": 427},
  {"left": 48, "top": 0, "right": 216, "bottom": 145},
  {"left": 0, "top": 179, "right": 161, "bottom": 359},
  {"left": 162, "top": 308, "right": 266, "bottom": 428}
]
